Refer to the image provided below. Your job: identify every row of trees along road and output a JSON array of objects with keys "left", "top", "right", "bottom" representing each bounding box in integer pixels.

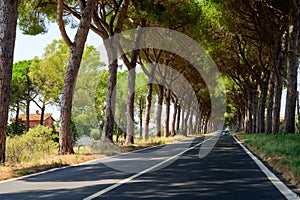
[{"left": 0, "top": 0, "right": 299, "bottom": 163}]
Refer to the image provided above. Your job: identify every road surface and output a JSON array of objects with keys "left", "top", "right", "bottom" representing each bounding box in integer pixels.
[{"left": 0, "top": 135, "right": 299, "bottom": 199}]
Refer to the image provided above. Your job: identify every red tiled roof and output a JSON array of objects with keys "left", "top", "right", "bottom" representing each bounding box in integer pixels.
[{"left": 19, "top": 113, "right": 54, "bottom": 121}]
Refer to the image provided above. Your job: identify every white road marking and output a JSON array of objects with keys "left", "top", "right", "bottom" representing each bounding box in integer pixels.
[
  {"left": 233, "top": 136, "right": 299, "bottom": 200},
  {"left": 83, "top": 136, "right": 217, "bottom": 200}
]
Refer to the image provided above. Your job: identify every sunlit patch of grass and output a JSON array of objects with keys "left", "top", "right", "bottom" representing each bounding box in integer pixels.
[{"left": 236, "top": 133, "right": 300, "bottom": 187}]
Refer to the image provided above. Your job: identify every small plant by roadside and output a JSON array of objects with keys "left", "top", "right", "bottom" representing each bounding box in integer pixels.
[{"left": 5, "top": 125, "right": 57, "bottom": 166}]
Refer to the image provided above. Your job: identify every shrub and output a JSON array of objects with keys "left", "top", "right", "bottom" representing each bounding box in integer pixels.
[
  {"left": 6, "top": 125, "right": 57, "bottom": 165},
  {"left": 90, "top": 129, "right": 100, "bottom": 140}
]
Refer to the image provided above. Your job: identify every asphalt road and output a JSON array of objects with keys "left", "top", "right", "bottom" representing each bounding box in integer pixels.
[{"left": 0, "top": 135, "right": 299, "bottom": 200}]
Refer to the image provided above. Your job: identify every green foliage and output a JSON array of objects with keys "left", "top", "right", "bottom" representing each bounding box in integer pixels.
[
  {"left": 6, "top": 119, "right": 26, "bottom": 136},
  {"left": 72, "top": 45, "right": 105, "bottom": 136},
  {"left": 95, "top": 70, "right": 109, "bottom": 128},
  {"left": 71, "top": 117, "right": 79, "bottom": 141},
  {"left": 29, "top": 39, "right": 69, "bottom": 106},
  {"left": 6, "top": 125, "right": 57, "bottom": 165},
  {"left": 10, "top": 60, "right": 35, "bottom": 109},
  {"left": 90, "top": 129, "right": 101, "bottom": 140},
  {"left": 18, "top": 0, "right": 59, "bottom": 35},
  {"left": 239, "top": 133, "right": 300, "bottom": 179}
]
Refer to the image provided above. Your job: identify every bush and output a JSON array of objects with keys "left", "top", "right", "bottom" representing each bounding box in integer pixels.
[
  {"left": 90, "top": 129, "right": 101, "bottom": 140},
  {"left": 6, "top": 125, "right": 57, "bottom": 165}
]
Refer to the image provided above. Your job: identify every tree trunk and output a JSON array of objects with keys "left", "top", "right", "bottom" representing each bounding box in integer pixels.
[
  {"left": 171, "top": 98, "right": 178, "bottom": 137},
  {"left": 144, "top": 65, "right": 156, "bottom": 139},
  {"left": 266, "top": 74, "right": 274, "bottom": 134},
  {"left": 155, "top": 85, "right": 164, "bottom": 137},
  {"left": 246, "top": 91, "right": 252, "bottom": 133},
  {"left": 252, "top": 91, "right": 258, "bottom": 133},
  {"left": 25, "top": 98, "right": 30, "bottom": 132},
  {"left": 272, "top": 33, "right": 286, "bottom": 134},
  {"left": 183, "top": 100, "right": 192, "bottom": 136},
  {"left": 284, "top": 5, "right": 299, "bottom": 134},
  {"left": 0, "top": 0, "right": 18, "bottom": 163},
  {"left": 40, "top": 102, "right": 45, "bottom": 125},
  {"left": 125, "top": 68, "right": 136, "bottom": 145},
  {"left": 164, "top": 89, "right": 171, "bottom": 137},
  {"left": 58, "top": 0, "right": 96, "bottom": 154},
  {"left": 176, "top": 104, "right": 181, "bottom": 133},
  {"left": 257, "top": 83, "right": 268, "bottom": 133},
  {"left": 181, "top": 104, "right": 185, "bottom": 135},
  {"left": 101, "top": 58, "right": 118, "bottom": 142},
  {"left": 13, "top": 101, "right": 20, "bottom": 135},
  {"left": 125, "top": 26, "right": 141, "bottom": 145},
  {"left": 139, "top": 98, "right": 143, "bottom": 138},
  {"left": 188, "top": 112, "right": 193, "bottom": 135}
]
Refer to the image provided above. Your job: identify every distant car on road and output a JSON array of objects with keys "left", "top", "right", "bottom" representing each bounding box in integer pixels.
[{"left": 221, "top": 128, "right": 230, "bottom": 136}]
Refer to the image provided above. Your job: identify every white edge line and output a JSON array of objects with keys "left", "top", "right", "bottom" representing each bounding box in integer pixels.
[
  {"left": 83, "top": 135, "right": 217, "bottom": 200},
  {"left": 233, "top": 136, "right": 299, "bottom": 200},
  {"left": 0, "top": 136, "right": 198, "bottom": 185}
]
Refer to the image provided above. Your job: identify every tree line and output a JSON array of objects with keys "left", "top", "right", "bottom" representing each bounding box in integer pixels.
[{"left": 0, "top": 0, "right": 299, "bottom": 164}]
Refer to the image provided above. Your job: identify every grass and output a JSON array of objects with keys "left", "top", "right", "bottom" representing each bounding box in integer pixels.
[{"left": 235, "top": 132, "right": 300, "bottom": 188}]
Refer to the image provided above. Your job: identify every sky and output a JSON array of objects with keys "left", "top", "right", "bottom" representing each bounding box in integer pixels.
[
  {"left": 14, "top": 23, "right": 100, "bottom": 63},
  {"left": 14, "top": 23, "right": 101, "bottom": 120}
]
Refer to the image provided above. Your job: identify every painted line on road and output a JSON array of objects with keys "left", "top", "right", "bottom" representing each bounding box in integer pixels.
[
  {"left": 233, "top": 136, "right": 299, "bottom": 200},
  {"left": 83, "top": 135, "right": 217, "bottom": 200},
  {"left": 0, "top": 137, "right": 195, "bottom": 185}
]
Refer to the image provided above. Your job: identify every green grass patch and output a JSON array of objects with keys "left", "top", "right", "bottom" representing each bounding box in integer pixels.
[{"left": 236, "top": 133, "right": 300, "bottom": 187}]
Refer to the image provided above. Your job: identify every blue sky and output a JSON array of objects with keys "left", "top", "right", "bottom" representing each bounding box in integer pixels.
[{"left": 14, "top": 23, "right": 99, "bottom": 63}]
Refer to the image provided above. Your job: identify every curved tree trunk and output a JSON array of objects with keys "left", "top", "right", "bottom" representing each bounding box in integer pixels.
[
  {"left": 58, "top": 0, "right": 96, "bottom": 154},
  {"left": 0, "top": 0, "right": 18, "bottom": 163}
]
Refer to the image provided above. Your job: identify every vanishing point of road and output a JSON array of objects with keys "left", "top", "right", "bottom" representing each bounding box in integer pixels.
[{"left": 0, "top": 134, "right": 299, "bottom": 200}]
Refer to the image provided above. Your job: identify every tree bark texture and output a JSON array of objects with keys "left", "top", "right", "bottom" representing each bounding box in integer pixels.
[
  {"left": 266, "top": 74, "right": 274, "bottom": 134},
  {"left": 155, "top": 85, "right": 164, "bottom": 137},
  {"left": 176, "top": 104, "right": 181, "bottom": 133},
  {"left": 144, "top": 64, "right": 156, "bottom": 139},
  {"left": 272, "top": 33, "right": 286, "bottom": 134},
  {"left": 100, "top": 0, "right": 130, "bottom": 143},
  {"left": 0, "top": 0, "right": 17, "bottom": 161},
  {"left": 125, "top": 26, "right": 141, "bottom": 145},
  {"left": 164, "top": 89, "right": 171, "bottom": 137},
  {"left": 284, "top": 3, "right": 299, "bottom": 133},
  {"left": 0, "top": 0, "right": 18, "bottom": 163},
  {"left": 257, "top": 83, "right": 268, "bottom": 133},
  {"left": 58, "top": 0, "right": 96, "bottom": 154},
  {"left": 171, "top": 98, "right": 178, "bottom": 136},
  {"left": 25, "top": 98, "right": 30, "bottom": 132},
  {"left": 125, "top": 68, "right": 136, "bottom": 145}
]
